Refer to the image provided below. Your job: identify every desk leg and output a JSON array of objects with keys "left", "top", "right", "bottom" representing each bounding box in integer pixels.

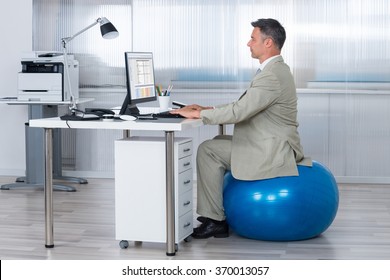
[
  {"left": 44, "top": 128, "right": 54, "bottom": 248},
  {"left": 218, "top": 124, "right": 226, "bottom": 135},
  {"left": 165, "top": 131, "right": 176, "bottom": 256},
  {"left": 123, "top": 129, "right": 130, "bottom": 139}
]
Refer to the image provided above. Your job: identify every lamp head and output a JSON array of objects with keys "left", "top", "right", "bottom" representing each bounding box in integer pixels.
[{"left": 99, "top": 17, "right": 119, "bottom": 39}]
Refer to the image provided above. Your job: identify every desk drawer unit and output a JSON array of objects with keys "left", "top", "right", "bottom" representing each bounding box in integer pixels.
[{"left": 115, "top": 136, "right": 193, "bottom": 246}]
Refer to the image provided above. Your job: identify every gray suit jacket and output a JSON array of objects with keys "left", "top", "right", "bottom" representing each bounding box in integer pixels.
[{"left": 200, "top": 56, "right": 311, "bottom": 180}]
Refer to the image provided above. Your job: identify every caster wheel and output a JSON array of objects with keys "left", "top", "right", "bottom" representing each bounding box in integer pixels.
[
  {"left": 184, "top": 236, "right": 192, "bottom": 242},
  {"left": 175, "top": 243, "right": 179, "bottom": 252},
  {"left": 119, "top": 240, "right": 129, "bottom": 249}
]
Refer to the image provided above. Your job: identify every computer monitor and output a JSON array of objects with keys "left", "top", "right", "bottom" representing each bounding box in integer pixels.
[{"left": 119, "top": 52, "right": 157, "bottom": 115}]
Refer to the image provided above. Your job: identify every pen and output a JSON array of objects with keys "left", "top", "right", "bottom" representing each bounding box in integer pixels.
[
  {"left": 155, "top": 85, "right": 162, "bottom": 96},
  {"left": 167, "top": 85, "right": 173, "bottom": 96}
]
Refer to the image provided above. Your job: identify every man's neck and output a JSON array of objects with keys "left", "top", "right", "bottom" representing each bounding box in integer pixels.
[
  {"left": 259, "top": 50, "right": 281, "bottom": 64},
  {"left": 259, "top": 54, "right": 281, "bottom": 70}
]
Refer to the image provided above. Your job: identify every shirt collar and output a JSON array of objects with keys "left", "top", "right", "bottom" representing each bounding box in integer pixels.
[{"left": 259, "top": 55, "right": 281, "bottom": 71}]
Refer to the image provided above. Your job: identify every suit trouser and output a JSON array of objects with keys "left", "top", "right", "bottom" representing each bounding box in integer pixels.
[{"left": 196, "top": 135, "right": 232, "bottom": 221}]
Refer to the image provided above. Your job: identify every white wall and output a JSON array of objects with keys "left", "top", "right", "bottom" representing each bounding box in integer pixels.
[{"left": 0, "top": 1, "right": 32, "bottom": 176}]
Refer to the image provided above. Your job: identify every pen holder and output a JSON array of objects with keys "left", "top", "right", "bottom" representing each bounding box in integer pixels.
[{"left": 158, "top": 96, "right": 170, "bottom": 112}]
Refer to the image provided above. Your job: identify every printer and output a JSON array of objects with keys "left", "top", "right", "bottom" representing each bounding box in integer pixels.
[{"left": 17, "top": 51, "right": 79, "bottom": 102}]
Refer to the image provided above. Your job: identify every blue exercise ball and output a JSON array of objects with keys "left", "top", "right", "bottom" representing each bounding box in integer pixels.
[{"left": 223, "top": 161, "right": 339, "bottom": 241}]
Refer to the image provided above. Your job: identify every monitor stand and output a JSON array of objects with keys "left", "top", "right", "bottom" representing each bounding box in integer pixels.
[{"left": 122, "top": 104, "right": 141, "bottom": 116}]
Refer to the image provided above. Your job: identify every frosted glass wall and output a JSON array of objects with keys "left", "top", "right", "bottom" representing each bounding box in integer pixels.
[
  {"left": 33, "top": 0, "right": 132, "bottom": 88},
  {"left": 33, "top": 0, "right": 390, "bottom": 88},
  {"left": 133, "top": 0, "right": 390, "bottom": 87}
]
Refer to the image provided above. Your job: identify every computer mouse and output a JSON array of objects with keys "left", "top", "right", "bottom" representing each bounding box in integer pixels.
[{"left": 119, "top": 115, "right": 137, "bottom": 121}]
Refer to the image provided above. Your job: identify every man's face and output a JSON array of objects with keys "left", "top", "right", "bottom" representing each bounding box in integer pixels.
[{"left": 247, "top": 27, "right": 267, "bottom": 60}]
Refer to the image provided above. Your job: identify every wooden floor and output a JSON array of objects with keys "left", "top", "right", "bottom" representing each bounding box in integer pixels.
[{"left": 1, "top": 176, "right": 390, "bottom": 260}]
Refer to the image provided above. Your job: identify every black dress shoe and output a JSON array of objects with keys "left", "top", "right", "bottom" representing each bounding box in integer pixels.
[
  {"left": 196, "top": 216, "right": 208, "bottom": 223},
  {"left": 192, "top": 218, "right": 229, "bottom": 239}
]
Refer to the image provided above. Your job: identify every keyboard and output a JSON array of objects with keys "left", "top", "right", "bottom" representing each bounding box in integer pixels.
[
  {"left": 152, "top": 111, "right": 185, "bottom": 118},
  {"left": 60, "top": 113, "right": 101, "bottom": 121}
]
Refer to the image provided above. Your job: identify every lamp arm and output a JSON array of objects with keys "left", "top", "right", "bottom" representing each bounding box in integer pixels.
[
  {"left": 60, "top": 17, "right": 103, "bottom": 112},
  {"left": 62, "top": 45, "right": 76, "bottom": 112},
  {"left": 60, "top": 17, "right": 116, "bottom": 113},
  {"left": 61, "top": 18, "right": 102, "bottom": 46}
]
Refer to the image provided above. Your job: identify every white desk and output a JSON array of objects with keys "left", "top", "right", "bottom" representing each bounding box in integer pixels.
[{"left": 29, "top": 116, "right": 203, "bottom": 256}]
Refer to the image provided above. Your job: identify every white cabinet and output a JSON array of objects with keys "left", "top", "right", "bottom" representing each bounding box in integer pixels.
[{"left": 115, "top": 136, "right": 193, "bottom": 245}]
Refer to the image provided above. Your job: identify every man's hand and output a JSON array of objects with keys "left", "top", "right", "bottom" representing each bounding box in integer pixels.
[{"left": 170, "top": 104, "right": 213, "bottom": 119}]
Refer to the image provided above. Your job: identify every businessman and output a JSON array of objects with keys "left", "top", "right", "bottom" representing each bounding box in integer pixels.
[{"left": 171, "top": 18, "right": 311, "bottom": 239}]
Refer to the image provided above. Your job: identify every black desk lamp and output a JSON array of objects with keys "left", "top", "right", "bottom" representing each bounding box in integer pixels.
[{"left": 61, "top": 17, "right": 119, "bottom": 120}]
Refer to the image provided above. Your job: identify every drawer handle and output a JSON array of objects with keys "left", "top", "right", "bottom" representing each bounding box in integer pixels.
[
  {"left": 183, "top": 148, "right": 191, "bottom": 152},
  {"left": 183, "top": 162, "right": 191, "bottom": 167},
  {"left": 183, "top": 201, "right": 191, "bottom": 206},
  {"left": 183, "top": 222, "right": 191, "bottom": 228},
  {"left": 183, "top": 180, "right": 191, "bottom": 185}
]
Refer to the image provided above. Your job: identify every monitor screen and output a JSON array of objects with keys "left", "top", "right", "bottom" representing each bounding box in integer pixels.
[{"left": 120, "top": 52, "right": 157, "bottom": 115}]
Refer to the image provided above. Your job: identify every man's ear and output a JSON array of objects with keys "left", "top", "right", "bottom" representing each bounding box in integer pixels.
[{"left": 265, "top": 37, "right": 273, "bottom": 48}]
